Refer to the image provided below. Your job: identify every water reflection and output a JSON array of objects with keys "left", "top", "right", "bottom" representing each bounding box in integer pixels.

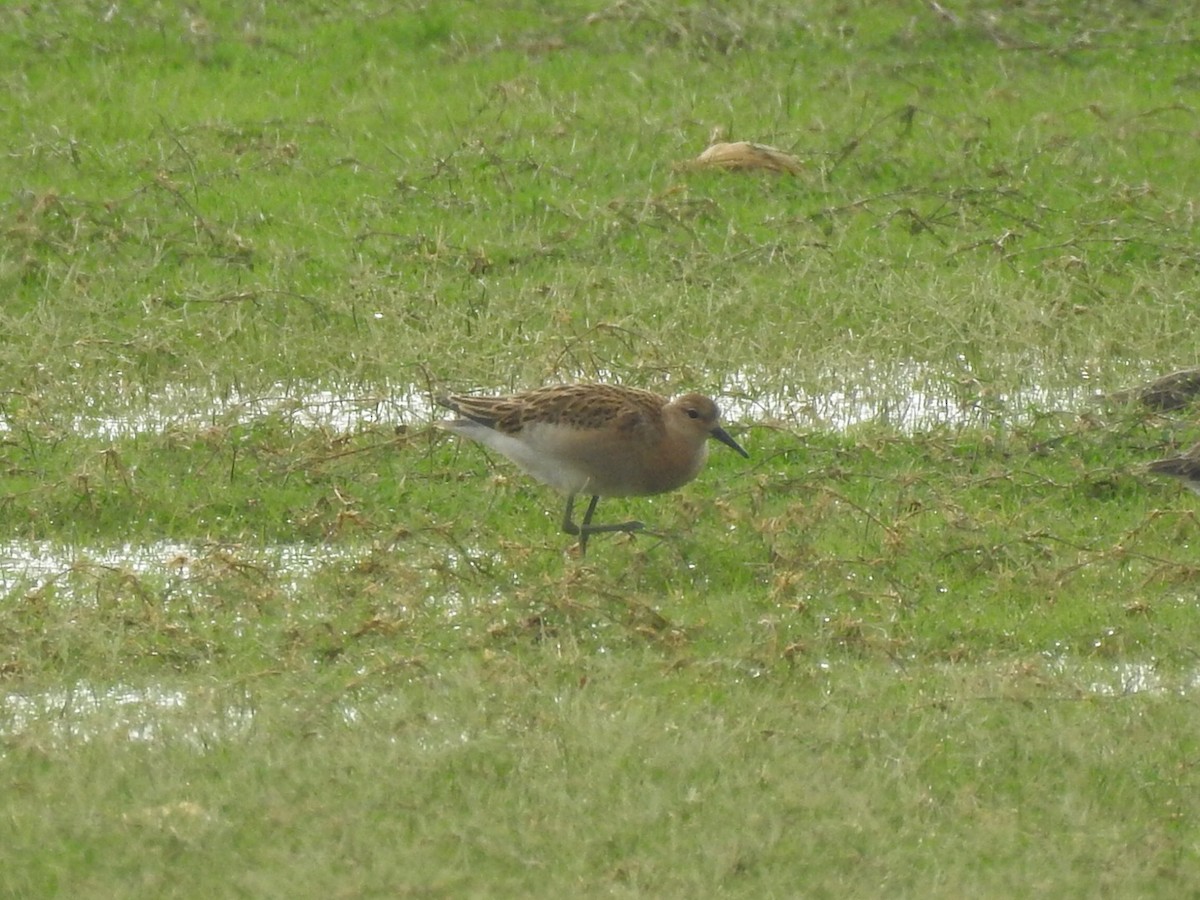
[
  {"left": 2, "top": 682, "right": 254, "bottom": 746},
  {"left": 0, "top": 539, "right": 350, "bottom": 596},
  {"left": 0, "top": 362, "right": 1101, "bottom": 440}
]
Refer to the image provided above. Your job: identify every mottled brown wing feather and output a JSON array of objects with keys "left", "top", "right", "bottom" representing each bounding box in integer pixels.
[{"left": 442, "top": 384, "right": 667, "bottom": 436}]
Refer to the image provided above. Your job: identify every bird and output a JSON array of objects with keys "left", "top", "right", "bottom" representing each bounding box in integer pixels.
[
  {"left": 436, "top": 383, "right": 749, "bottom": 554},
  {"left": 1147, "top": 441, "right": 1200, "bottom": 496},
  {"left": 1111, "top": 368, "right": 1200, "bottom": 412}
]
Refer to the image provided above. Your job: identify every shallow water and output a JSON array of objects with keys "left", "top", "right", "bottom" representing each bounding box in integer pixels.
[
  {"left": 1075, "top": 660, "right": 1200, "bottom": 697},
  {"left": 0, "top": 361, "right": 1102, "bottom": 441},
  {"left": 0, "top": 538, "right": 359, "bottom": 598},
  {"left": 2, "top": 681, "right": 254, "bottom": 747},
  {"left": 1, "top": 657, "right": 1191, "bottom": 750}
]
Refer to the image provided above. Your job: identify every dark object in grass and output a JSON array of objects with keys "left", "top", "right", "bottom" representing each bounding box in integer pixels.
[
  {"left": 1147, "top": 442, "right": 1200, "bottom": 496},
  {"left": 1112, "top": 368, "right": 1200, "bottom": 412}
]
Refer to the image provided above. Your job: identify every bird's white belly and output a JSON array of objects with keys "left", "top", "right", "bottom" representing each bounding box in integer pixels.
[{"left": 448, "top": 421, "right": 594, "bottom": 494}]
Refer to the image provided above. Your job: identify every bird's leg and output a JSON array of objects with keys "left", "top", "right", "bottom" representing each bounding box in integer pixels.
[
  {"left": 579, "top": 495, "right": 644, "bottom": 538},
  {"left": 577, "top": 494, "right": 600, "bottom": 556},
  {"left": 579, "top": 494, "right": 600, "bottom": 530},
  {"left": 561, "top": 493, "right": 644, "bottom": 556},
  {"left": 562, "top": 493, "right": 583, "bottom": 536}
]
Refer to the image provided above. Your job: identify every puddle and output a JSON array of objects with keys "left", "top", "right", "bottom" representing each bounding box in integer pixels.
[
  {"left": 1043, "top": 657, "right": 1200, "bottom": 697},
  {"left": 0, "top": 538, "right": 496, "bottom": 623},
  {"left": 0, "top": 680, "right": 435, "bottom": 751},
  {"left": 721, "top": 360, "right": 1097, "bottom": 431},
  {"left": 4, "top": 657, "right": 1193, "bottom": 754},
  {"left": 60, "top": 381, "right": 428, "bottom": 440},
  {"left": 1083, "top": 661, "right": 1200, "bottom": 697},
  {"left": 1, "top": 682, "right": 254, "bottom": 747},
  {"left": 0, "top": 361, "right": 1103, "bottom": 441},
  {"left": 0, "top": 539, "right": 357, "bottom": 597}
]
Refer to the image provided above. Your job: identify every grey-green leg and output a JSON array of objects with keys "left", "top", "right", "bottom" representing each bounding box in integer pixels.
[{"left": 561, "top": 493, "right": 644, "bottom": 556}]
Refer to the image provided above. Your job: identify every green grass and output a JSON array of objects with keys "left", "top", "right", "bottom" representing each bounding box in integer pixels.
[{"left": 4, "top": 1, "right": 1200, "bottom": 896}]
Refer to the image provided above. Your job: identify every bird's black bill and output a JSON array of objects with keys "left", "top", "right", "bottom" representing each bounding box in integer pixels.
[{"left": 711, "top": 426, "right": 749, "bottom": 458}]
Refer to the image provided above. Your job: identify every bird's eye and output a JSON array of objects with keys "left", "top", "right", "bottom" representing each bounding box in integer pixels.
[{"left": 686, "top": 408, "right": 700, "bottom": 419}]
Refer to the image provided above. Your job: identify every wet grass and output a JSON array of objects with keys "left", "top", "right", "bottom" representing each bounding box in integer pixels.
[{"left": 4, "top": 1, "right": 1200, "bottom": 896}]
